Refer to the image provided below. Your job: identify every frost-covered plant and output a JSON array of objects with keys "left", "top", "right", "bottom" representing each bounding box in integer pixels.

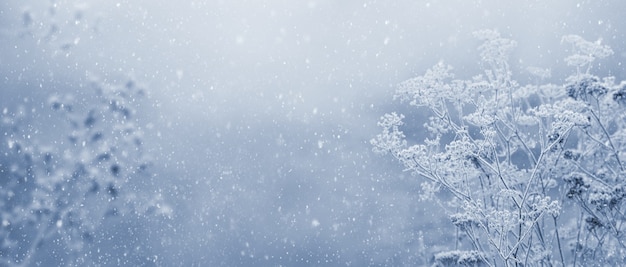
[
  {"left": 0, "top": 78, "right": 160, "bottom": 266},
  {"left": 433, "top": 250, "right": 487, "bottom": 267},
  {"left": 372, "top": 30, "right": 626, "bottom": 266}
]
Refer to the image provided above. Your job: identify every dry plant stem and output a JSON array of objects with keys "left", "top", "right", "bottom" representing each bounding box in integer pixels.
[
  {"left": 573, "top": 211, "right": 583, "bottom": 267},
  {"left": 532, "top": 217, "right": 547, "bottom": 251},
  {"left": 510, "top": 128, "right": 570, "bottom": 265},
  {"left": 422, "top": 169, "right": 471, "bottom": 201},
  {"left": 498, "top": 118, "right": 538, "bottom": 165},
  {"left": 523, "top": 233, "right": 533, "bottom": 267},
  {"left": 475, "top": 155, "right": 511, "bottom": 191},
  {"left": 588, "top": 109, "right": 624, "bottom": 171},
  {"left": 552, "top": 216, "right": 565, "bottom": 267},
  {"left": 520, "top": 125, "right": 573, "bottom": 210},
  {"left": 505, "top": 209, "right": 546, "bottom": 261},
  {"left": 570, "top": 160, "right": 610, "bottom": 187},
  {"left": 455, "top": 210, "right": 460, "bottom": 250},
  {"left": 476, "top": 167, "right": 494, "bottom": 209}
]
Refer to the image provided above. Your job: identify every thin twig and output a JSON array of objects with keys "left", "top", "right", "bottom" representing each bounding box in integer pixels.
[
  {"left": 589, "top": 109, "right": 624, "bottom": 171},
  {"left": 553, "top": 215, "right": 566, "bottom": 267}
]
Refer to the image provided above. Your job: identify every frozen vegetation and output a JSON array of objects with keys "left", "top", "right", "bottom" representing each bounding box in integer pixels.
[
  {"left": 1, "top": 76, "right": 172, "bottom": 266},
  {"left": 373, "top": 31, "right": 626, "bottom": 265}
]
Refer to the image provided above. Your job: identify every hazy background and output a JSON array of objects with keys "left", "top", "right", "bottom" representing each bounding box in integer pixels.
[{"left": 1, "top": 0, "right": 625, "bottom": 265}]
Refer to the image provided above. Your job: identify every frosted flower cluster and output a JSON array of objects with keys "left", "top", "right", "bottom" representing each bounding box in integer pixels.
[{"left": 373, "top": 30, "right": 626, "bottom": 266}]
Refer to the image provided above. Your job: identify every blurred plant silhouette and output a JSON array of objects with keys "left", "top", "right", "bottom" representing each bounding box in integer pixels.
[
  {"left": 0, "top": 77, "right": 162, "bottom": 266},
  {"left": 0, "top": 3, "right": 170, "bottom": 266},
  {"left": 373, "top": 30, "right": 626, "bottom": 266}
]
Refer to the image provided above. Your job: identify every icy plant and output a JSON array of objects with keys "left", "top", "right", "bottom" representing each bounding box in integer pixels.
[
  {"left": 0, "top": 78, "right": 156, "bottom": 266},
  {"left": 372, "top": 30, "right": 626, "bottom": 266}
]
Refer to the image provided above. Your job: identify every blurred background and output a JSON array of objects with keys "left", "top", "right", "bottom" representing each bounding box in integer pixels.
[{"left": 1, "top": 0, "right": 625, "bottom": 265}]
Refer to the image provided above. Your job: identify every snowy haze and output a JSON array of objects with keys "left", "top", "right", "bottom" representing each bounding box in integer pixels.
[{"left": 1, "top": 0, "right": 625, "bottom": 265}]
